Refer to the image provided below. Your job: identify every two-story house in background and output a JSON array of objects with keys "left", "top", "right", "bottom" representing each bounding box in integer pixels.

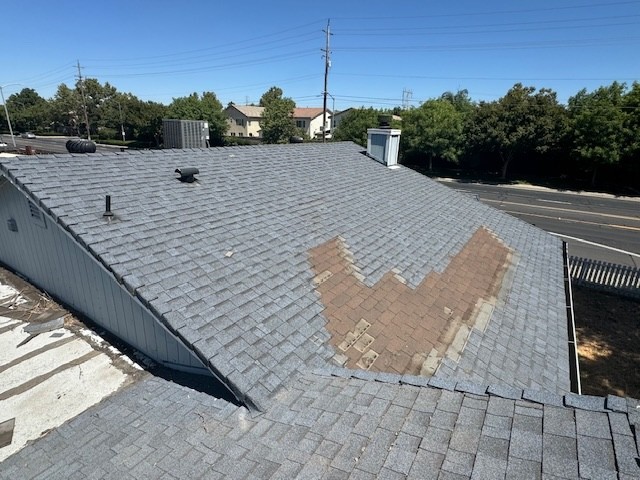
[
  {"left": 223, "top": 104, "right": 331, "bottom": 138},
  {"left": 224, "top": 104, "right": 264, "bottom": 137}
]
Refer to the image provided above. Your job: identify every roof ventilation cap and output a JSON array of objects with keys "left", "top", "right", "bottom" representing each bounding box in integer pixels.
[{"left": 175, "top": 167, "right": 199, "bottom": 183}]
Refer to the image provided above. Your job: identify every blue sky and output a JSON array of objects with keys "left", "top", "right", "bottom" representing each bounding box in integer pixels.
[{"left": 2, "top": 0, "right": 639, "bottom": 111}]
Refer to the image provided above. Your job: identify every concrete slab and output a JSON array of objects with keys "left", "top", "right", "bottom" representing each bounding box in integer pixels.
[
  {"left": 0, "top": 323, "right": 75, "bottom": 365},
  {"left": 0, "top": 353, "right": 128, "bottom": 461},
  {"left": 0, "top": 336, "right": 94, "bottom": 393},
  {"left": 0, "top": 271, "right": 143, "bottom": 462}
]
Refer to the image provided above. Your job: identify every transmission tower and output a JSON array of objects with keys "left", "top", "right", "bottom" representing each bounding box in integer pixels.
[{"left": 402, "top": 88, "right": 413, "bottom": 109}]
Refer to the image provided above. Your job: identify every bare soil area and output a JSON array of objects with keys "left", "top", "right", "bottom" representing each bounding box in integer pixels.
[{"left": 573, "top": 285, "right": 640, "bottom": 399}]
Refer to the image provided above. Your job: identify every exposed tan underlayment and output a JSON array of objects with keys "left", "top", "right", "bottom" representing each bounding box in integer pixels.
[{"left": 309, "top": 227, "right": 513, "bottom": 376}]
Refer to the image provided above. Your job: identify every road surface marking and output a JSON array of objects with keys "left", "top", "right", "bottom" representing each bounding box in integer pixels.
[
  {"left": 488, "top": 199, "right": 640, "bottom": 222},
  {"left": 537, "top": 199, "right": 572, "bottom": 205},
  {"left": 503, "top": 210, "right": 640, "bottom": 232},
  {"left": 549, "top": 232, "right": 640, "bottom": 258}
]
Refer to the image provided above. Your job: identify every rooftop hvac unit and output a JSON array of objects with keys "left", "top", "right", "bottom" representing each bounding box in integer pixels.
[{"left": 163, "top": 119, "right": 210, "bottom": 149}]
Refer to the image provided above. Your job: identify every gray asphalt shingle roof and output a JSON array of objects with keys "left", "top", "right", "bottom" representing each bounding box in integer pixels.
[
  {"left": 1, "top": 143, "right": 639, "bottom": 478},
  {"left": 1, "top": 371, "right": 638, "bottom": 479},
  {"left": 0, "top": 142, "right": 571, "bottom": 410}
]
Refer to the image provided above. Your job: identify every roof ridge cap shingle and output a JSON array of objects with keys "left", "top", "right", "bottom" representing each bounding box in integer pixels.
[{"left": 311, "top": 367, "right": 640, "bottom": 414}]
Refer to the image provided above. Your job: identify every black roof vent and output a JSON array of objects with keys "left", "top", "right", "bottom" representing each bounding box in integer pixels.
[{"left": 175, "top": 167, "right": 199, "bottom": 183}]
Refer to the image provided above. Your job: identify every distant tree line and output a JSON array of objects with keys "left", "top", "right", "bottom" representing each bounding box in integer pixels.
[
  {"left": 334, "top": 82, "right": 640, "bottom": 191},
  {"left": 2, "top": 79, "right": 638, "bottom": 190},
  {"left": 0, "top": 80, "right": 229, "bottom": 148}
]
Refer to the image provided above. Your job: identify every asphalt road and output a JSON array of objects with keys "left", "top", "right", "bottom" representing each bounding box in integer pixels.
[
  {"left": 0, "top": 135, "right": 124, "bottom": 155},
  {"left": 439, "top": 180, "right": 640, "bottom": 268}
]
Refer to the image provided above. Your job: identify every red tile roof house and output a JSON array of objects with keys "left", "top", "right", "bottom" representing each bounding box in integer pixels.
[{"left": 0, "top": 139, "right": 638, "bottom": 478}]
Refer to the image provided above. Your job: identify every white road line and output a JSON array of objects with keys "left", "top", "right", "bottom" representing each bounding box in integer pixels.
[
  {"left": 487, "top": 199, "right": 640, "bottom": 222},
  {"left": 548, "top": 232, "right": 640, "bottom": 258},
  {"left": 503, "top": 210, "right": 640, "bottom": 232},
  {"left": 538, "top": 199, "right": 572, "bottom": 205}
]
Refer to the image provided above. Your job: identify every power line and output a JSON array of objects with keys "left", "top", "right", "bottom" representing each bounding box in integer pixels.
[
  {"left": 84, "top": 19, "right": 325, "bottom": 63},
  {"left": 333, "top": 72, "right": 640, "bottom": 82},
  {"left": 332, "top": 36, "right": 640, "bottom": 53},
  {"left": 86, "top": 31, "right": 319, "bottom": 70},
  {"left": 91, "top": 50, "right": 317, "bottom": 78},
  {"left": 330, "top": 1, "right": 640, "bottom": 21},
  {"left": 334, "top": 14, "right": 640, "bottom": 34},
  {"left": 335, "top": 20, "right": 640, "bottom": 37}
]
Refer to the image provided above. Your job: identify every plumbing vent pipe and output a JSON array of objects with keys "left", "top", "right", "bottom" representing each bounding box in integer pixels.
[
  {"left": 103, "top": 195, "right": 114, "bottom": 217},
  {"left": 175, "top": 167, "right": 199, "bottom": 183}
]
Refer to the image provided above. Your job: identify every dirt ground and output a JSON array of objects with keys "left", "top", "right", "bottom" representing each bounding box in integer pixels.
[{"left": 572, "top": 285, "right": 640, "bottom": 399}]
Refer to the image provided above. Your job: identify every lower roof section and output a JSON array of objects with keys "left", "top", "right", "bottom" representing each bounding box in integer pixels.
[{"left": 2, "top": 370, "right": 638, "bottom": 479}]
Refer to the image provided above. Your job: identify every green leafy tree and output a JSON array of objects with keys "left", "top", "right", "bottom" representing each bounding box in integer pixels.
[
  {"left": 259, "top": 87, "right": 284, "bottom": 107},
  {"left": 401, "top": 99, "right": 464, "bottom": 171},
  {"left": 622, "top": 82, "right": 640, "bottom": 166},
  {"left": 168, "top": 92, "right": 227, "bottom": 145},
  {"left": 6, "top": 88, "right": 50, "bottom": 133},
  {"left": 332, "top": 107, "right": 381, "bottom": 147},
  {"left": 467, "top": 84, "right": 566, "bottom": 179},
  {"left": 259, "top": 87, "right": 296, "bottom": 143},
  {"left": 50, "top": 83, "right": 81, "bottom": 134},
  {"left": 441, "top": 89, "right": 475, "bottom": 117},
  {"left": 568, "top": 82, "right": 627, "bottom": 185},
  {"left": 130, "top": 99, "right": 167, "bottom": 147},
  {"left": 78, "top": 79, "right": 118, "bottom": 137}
]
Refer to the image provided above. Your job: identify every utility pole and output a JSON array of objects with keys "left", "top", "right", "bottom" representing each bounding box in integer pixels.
[
  {"left": 322, "top": 19, "right": 332, "bottom": 143},
  {"left": 0, "top": 85, "right": 17, "bottom": 148},
  {"left": 76, "top": 60, "right": 91, "bottom": 140},
  {"left": 118, "top": 102, "right": 125, "bottom": 142}
]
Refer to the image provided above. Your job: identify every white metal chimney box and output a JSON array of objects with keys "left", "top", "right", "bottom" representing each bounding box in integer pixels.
[{"left": 366, "top": 128, "right": 401, "bottom": 167}]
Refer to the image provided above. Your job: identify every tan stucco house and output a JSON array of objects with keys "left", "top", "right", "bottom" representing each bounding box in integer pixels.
[{"left": 224, "top": 105, "right": 331, "bottom": 138}]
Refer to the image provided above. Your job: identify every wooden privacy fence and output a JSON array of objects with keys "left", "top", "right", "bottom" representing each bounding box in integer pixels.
[{"left": 569, "top": 256, "right": 640, "bottom": 298}]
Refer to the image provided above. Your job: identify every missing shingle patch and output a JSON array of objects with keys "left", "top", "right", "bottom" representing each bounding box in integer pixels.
[{"left": 309, "top": 227, "right": 514, "bottom": 376}]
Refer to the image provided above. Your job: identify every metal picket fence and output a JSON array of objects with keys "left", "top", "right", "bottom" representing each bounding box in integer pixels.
[{"left": 569, "top": 256, "right": 640, "bottom": 298}]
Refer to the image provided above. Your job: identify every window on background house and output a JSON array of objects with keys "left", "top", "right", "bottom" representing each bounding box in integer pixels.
[
  {"left": 296, "top": 120, "right": 306, "bottom": 128},
  {"left": 236, "top": 118, "right": 245, "bottom": 126}
]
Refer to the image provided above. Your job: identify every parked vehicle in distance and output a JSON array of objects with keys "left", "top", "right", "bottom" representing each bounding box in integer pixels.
[
  {"left": 0, "top": 142, "right": 7, "bottom": 148},
  {"left": 21, "top": 132, "right": 36, "bottom": 139}
]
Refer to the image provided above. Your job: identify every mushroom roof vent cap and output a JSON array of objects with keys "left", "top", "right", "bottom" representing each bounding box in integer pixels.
[{"left": 175, "top": 167, "right": 199, "bottom": 183}]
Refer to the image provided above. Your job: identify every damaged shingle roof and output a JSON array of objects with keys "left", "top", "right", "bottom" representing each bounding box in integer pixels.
[
  {"left": 2, "top": 371, "right": 639, "bottom": 479},
  {"left": 2, "top": 142, "right": 638, "bottom": 478},
  {"left": 0, "top": 142, "right": 571, "bottom": 410}
]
